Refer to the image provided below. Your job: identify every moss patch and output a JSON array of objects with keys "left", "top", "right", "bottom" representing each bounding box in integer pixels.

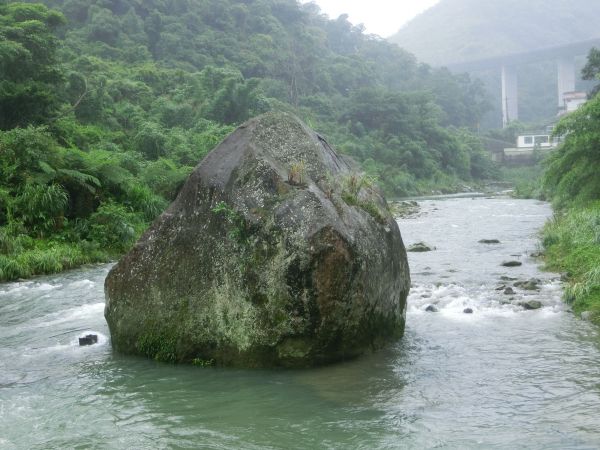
[{"left": 136, "top": 329, "right": 178, "bottom": 363}]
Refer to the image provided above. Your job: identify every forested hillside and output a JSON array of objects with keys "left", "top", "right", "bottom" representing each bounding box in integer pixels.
[
  {"left": 391, "top": 0, "right": 600, "bottom": 66},
  {"left": 0, "top": 1, "right": 496, "bottom": 280}
]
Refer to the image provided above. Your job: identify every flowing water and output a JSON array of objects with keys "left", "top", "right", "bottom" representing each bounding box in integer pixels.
[{"left": 1, "top": 197, "right": 600, "bottom": 449}]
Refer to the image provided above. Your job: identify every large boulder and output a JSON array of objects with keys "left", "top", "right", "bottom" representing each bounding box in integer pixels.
[{"left": 104, "top": 112, "right": 410, "bottom": 368}]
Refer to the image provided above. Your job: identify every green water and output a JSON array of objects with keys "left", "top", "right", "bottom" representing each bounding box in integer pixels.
[{"left": 1, "top": 197, "right": 600, "bottom": 449}]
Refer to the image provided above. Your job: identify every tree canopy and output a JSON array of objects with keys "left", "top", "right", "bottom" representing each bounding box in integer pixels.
[{"left": 0, "top": 0, "right": 498, "bottom": 280}]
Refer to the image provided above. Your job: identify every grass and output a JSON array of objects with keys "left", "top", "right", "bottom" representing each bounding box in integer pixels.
[
  {"left": 541, "top": 202, "right": 600, "bottom": 324},
  {"left": 0, "top": 237, "right": 112, "bottom": 283}
]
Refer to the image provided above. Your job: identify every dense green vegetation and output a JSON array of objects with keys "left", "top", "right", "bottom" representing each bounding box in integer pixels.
[
  {"left": 500, "top": 165, "right": 544, "bottom": 199},
  {"left": 541, "top": 49, "right": 600, "bottom": 324},
  {"left": 0, "top": 1, "right": 497, "bottom": 281}
]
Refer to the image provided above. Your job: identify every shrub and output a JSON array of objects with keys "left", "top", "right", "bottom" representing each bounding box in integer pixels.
[{"left": 88, "top": 201, "right": 142, "bottom": 252}]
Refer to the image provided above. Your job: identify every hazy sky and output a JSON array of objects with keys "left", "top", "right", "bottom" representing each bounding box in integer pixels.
[{"left": 302, "top": 0, "right": 440, "bottom": 37}]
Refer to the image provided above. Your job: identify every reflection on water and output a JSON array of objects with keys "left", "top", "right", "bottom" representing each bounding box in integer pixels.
[{"left": 1, "top": 197, "right": 599, "bottom": 449}]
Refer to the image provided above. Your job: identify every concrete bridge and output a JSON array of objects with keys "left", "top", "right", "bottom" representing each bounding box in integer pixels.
[{"left": 446, "top": 38, "right": 600, "bottom": 127}]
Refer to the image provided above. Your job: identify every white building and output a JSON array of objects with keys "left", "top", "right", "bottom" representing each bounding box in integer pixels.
[
  {"left": 515, "top": 133, "right": 560, "bottom": 149},
  {"left": 559, "top": 91, "right": 587, "bottom": 116},
  {"left": 499, "top": 130, "right": 561, "bottom": 164}
]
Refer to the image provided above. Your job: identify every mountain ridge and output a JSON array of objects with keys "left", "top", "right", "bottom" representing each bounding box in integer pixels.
[{"left": 390, "top": 0, "right": 600, "bottom": 66}]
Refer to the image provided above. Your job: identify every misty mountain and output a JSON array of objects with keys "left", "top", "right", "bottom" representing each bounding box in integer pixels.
[{"left": 390, "top": 0, "right": 600, "bottom": 66}]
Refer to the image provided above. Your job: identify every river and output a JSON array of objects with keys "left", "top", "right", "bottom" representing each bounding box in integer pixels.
[{"left": 1, "top": 197, "right": 600, "bottom": 449}]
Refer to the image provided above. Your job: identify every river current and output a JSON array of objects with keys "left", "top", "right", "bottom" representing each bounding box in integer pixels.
[{"left": 1, "top": 197, "right": 599, "bottom": 449}]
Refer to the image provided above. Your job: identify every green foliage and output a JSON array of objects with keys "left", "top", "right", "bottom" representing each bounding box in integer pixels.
[
  {"left": 543, "top": 94, "right": 600, "bottom": 207},
  {"left": 582, "top": 47, "right": 600, "bottom": 96},
  {"left": 0, "top": 3, "right": 66, "bottom": 129},
  {"left": 14, "top": 183, "right": 68, "bottom": 235},
  {"left": 133, "top": 122, "right": 166, "bottom": 160},
  {"left": 501, "top": 165, "right": 545, "bottom": 200},
  {"left": 87, "top": 201, "right": 142, "bottom": 253},
  {"left": 540, "top": 47, "right": 600, "bottom": 322},
  {"left": 212, "top": 201, "right": 249, "bottom": 244}
]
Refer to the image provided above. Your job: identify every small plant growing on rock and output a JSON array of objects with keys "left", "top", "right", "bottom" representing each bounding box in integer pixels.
[
  {"left": 339, "top": 173, "right": 386, "bottom": 223},
  {"left": 212, "top": 201, "right": 249, "bottom": 243},
  {"left": 288, "top": 161, "right": 306, "bottom": 186},
  {"left": 341, "top": 172, "right": 375, "bottom": 205},
  {"left": 136, "top": 330, "right": 177, "bottom": 363}
]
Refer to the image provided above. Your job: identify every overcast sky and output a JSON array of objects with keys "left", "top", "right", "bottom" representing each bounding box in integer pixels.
[{"left": 301, "top": 0, "right": 440, "bottom": 37}]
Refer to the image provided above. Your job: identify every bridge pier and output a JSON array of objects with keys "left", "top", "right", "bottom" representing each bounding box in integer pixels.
[
  {"left": 501, "top": 65, "right": 518, "bottom": 128},
  {"left": 557, "top": 57, "right": 575, "bottom": 108}
]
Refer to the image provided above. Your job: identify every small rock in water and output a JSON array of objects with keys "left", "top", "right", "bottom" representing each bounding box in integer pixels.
[
  {"left": 479, "top": 239, "right": 501, "bottom": 244},
  {"left": 463, "top": 308, "right": 474, "bottom": 314},
  {"left": 495, "top": 284, "right": 506, "bottom": 291},
  {"left": 425, "top": 305, "right": 439, "bottom": 312},
  {"left": 79, "top": 334, "right": 98, "bottom": 346},
  {"left": 500, "top": 276, "right": 518, "bottom": 281},
  {"left": 514, "top": 279, "right": 541, "bottom": 291},
  {"left": 389, "top": 200, "right": 420, "bottom": 218},
  {"left": 581, "top": 311, "right": 593, "bottom": 321},
  {"left": 502, "top": 261, "right": 522, "bottom": 267},
  {"left": 529, "top": 251, "right": 544, "bottom": 258},
  {"left": 519, "top": 300, "right": 543, "bottom": 310},
  {"left": 407, "top": 242, "right": 434, "bottom": 252},
  {"left": 504, "top": 287, "right": 515, "bottom": 295}
]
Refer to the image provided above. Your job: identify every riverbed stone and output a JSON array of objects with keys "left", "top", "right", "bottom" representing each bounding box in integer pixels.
[
  {"left": 514, "top": 278, "right": 541, "bottom": 291},
  {"left": 504, "top": 287, "right": 515, "bottom": 295},
  {"left": 407, "top": 242, "right": 434, "bottom": 252},
  {"left": 520, "top": 300, "right": 543, "bottom": 310},
  {"left": 79, "top": 334, "right": 98, "bottom": 346},
  {"left": 479, "top": 239, "right": 501, "bottom": 244},
  {"left": 502, "top": 261, "right": 522, "bottom": 267},
  {"left": 389, "top": 201, "right": 420, "bottom": 219},
  {"left": 425, "top": 305, "right": 439, "bottom": 312},
  {"left": 463, "top": 308, "right": 474, "bottom": 314},
  {"left": 104, "top": 112, "right": 410, "bottom": 368},
  {"left": 560, "top": 273, "right": 571, "bottom": 282}
]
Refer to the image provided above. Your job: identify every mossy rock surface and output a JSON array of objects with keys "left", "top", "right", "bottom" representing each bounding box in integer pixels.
[{"left": 104, "top": 112, "right": 410, "bottom": 368}]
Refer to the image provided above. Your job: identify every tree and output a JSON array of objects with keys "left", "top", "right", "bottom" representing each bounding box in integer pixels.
[
  {"left": 0, "top": 3, "right": 66, "bottom": 129},
  {"left": 582, "top": 47, "right": 600, "bottom": 97},
  {"left": 544, "top": 93, "right": 600, "bottom": 206}
]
